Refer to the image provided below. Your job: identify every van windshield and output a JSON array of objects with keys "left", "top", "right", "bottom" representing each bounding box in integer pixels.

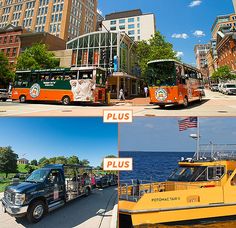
[{"left": 26, "top": 169, "right": 50, "bottom": 183}]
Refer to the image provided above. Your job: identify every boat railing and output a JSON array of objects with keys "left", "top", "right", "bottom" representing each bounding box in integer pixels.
[
  {"left": 194, "top": 144, "right": 236, "bottom": 161},
  {"left": 119, "top": 180, "right": 204, "bottom": 201}
]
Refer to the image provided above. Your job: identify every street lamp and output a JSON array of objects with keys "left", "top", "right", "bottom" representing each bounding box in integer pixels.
[{"left": 190, "top": 133, "right": 200, "bottom": 160}]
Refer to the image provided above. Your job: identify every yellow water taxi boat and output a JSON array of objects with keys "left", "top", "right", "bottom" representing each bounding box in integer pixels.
[{"left": 119, "top": 144, "right": 236, "bottom": 227}]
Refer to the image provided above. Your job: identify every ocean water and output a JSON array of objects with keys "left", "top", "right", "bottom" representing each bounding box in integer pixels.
[
  {"left": 119, "top": 151, "right": 236, "bottom": 228},
  {"left": 120, "top": 151, "right": 193, "bottom": 182}
]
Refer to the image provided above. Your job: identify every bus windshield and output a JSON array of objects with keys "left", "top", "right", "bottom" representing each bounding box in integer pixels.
[
  {"left": 147, "top": 61, "right": 176, "bottom": 86},
  {"left": 167, "top": 166, "right": 207, "bottom": 182}
]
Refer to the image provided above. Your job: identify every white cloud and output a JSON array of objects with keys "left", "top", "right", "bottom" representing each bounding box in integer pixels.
[
  {"left": 97, "top": 8, "right": 103, "bottom": 15},
  {"left": 189, "top": 0, "right": 202, "bottom": 7},
  {"left": 193, "top": 30, "right": 205, "bottom": 37},
  {"left": 176, "top": 51, "right": 184, "bottom": 57},
  {"left": 172, "top": 33, "right": 189, "bottom": 39}
]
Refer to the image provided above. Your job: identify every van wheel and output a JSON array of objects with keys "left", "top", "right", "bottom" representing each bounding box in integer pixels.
[
  {"left": 183, "top": 97, "right": 189, "bottom": 108},
  {"left": 19, "top": 95, "right": 26, "bottom": 103},
  {"left": 27, "top": 200, "right": 46, "bottom": 223},
  {"left": 85, "top": 187, "right": 90, "bottom": 197},
  {"left": 62, "top": 96, "right": 70, "bottom": 105}
]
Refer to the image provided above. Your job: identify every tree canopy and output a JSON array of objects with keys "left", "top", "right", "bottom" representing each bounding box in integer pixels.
[
  {"left": 211, "top": 66, "right": 236, "bottom": 82},
  {"left": 16, "top": 43, "right": 60, "bottom": 70},
  {"left": 0, "top": 146, "right": 18, "bottom": 178},
  {"left": 0, "top": 52, "right": 14, "bottom": 83},
  {"left": 136, "top": 31, "right": 178, "bottom": 78}
]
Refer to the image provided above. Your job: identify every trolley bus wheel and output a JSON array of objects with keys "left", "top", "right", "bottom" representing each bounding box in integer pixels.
[
  {"left": 183, "top": 96, "right": 189, "bottom": 108},
  {"left": 19, "top": 95, "right": 26, "bottom": 103},
  {"left": 159, "top": 105, "right": 165, "bottom": 109},
  {"left": 62, "top": 96, "right": 70, "bottom": 105}
]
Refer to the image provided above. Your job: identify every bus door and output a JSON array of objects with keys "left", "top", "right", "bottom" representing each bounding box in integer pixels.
[
  {"left": 95, "top": 68, "right": 106, "bottom": 102},
  {"left": 176, "top": 64, "right": 186, "bottom": 102}
]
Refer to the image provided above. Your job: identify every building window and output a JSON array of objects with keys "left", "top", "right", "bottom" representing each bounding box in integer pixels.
[
  {"left": 4, "top": 36, "right": 7, "bottom": 43},
  {"left": 128, "top": 18, "right": 134, "bottom": 23},
  {"left": 128, "top": 24, "right": 135, "bottom": 29},
  {"left": 110, "top": 26, "right": 116, "bottom": 31},
  {"left": 110, "top": 20, "right": 116, "bottom": 25},
  {"left": 137, "top": 23, "right": 140, "bottom": 28},
  {"left": 138, "top": 36, "right": 140, "bottom": 40},
  {"left": 128, "top": 30, "right": 135, "bottom": 35},
  {"left": 119, "top": 19, "right": 125, "bottom": 24},
  {"left": 119, "top": 25, "right": 125, "bottom": 30},
  {"left": 13, "top": 48, "right": 17, "bottom": 56}
]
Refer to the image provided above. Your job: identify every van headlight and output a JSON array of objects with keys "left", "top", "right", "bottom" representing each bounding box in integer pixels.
[{"left": 15, "top": 193, "right": 25, "bottom": 206}]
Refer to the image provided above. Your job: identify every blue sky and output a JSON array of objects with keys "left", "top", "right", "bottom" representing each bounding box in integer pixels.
[
  {"left": 0, "top": 118, "right": 118, "bottom": 167},
  {"left": 98, "top": 0, "right": 234, "bottom": 65},
  {"left": 120, "top": 117, "right": 236, "bottom": 152}
]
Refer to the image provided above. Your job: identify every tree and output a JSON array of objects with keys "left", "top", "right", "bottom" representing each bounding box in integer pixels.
[
  {"left": 79, "top": 159, "right": 90, "bottom": 167},
  {"left": 55, "top": 156, "right": 67, "bottom": 164},
  {"left": 39, "top": 159, "right": 50, "bottom": 168},
  {"left": 16, "top": 43, "right": 60, "bottom": 70},
  {"left": 67, "top": 156, "right": 79, "bottom": 165},
  {"left": 39, "top": 157, "right": 47, "bottom": 165},
  {"left": 24, "top": 164, "right": 34, "bottom": 174},
  {"left": 211, "top": 66, "right": 236, "bottom": 82},
  {"left": 136, "top": 31, "right": 178, "bottom": 79},
  {"left": 0, "top": 147, "right": 18, "bottom": 178},
  {"left": 100, "top": 155, "right": 117, "bottom": 168},
  {"left": 0, "top": 52, "right": 14, "bottom": 83},
  {"left": 30, "top": 159, "right": 38, "bottom": 166}
]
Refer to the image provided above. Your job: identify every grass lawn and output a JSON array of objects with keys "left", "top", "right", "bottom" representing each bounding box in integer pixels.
[{"left": 0, "top": 164, "right": 38, "bottom": 193}]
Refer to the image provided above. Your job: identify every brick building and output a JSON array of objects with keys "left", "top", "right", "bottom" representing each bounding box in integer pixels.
[
  {"left": 20, "top": 32, "right": 66, "bottom": 52},
  {"left": 0, "top": 24, "right": 27, "bottom": 64},
  {"left": 216, "top": 32, "right": 236, "bottom": 72},
  {"left": 0, "top": 0, "right": 98, "bottom": 41}
]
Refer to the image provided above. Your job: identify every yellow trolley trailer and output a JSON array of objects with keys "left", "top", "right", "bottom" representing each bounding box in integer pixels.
[{"left": 119, "top": 144, "right": 236, "bottom": 227}]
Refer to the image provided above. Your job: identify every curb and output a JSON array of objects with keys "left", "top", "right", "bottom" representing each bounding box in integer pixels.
[{"left": 110, "top": 204, "right": 118, "bottom": 228}]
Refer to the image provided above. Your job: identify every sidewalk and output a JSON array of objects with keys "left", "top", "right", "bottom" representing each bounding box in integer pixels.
[{"left": 111, "top": 97, "right": 150, "bottom": 106}]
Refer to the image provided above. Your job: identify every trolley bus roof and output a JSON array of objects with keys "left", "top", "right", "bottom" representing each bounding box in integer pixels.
[{"left": 147, "top": 59, "right": 200, "bottom": 72}]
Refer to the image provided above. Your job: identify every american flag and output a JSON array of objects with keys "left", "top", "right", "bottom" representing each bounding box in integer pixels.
[{"left": 178, "top": 117, "right": 198, "bottom": 131}]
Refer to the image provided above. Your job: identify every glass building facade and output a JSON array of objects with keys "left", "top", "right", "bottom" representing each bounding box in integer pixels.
[{"left": 66, "top": 31, "right": 141, "bottom": 98}]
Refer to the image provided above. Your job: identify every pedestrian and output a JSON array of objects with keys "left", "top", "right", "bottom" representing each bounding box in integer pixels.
[
  {"left": 144, "top": 86, "right": 148, "bottom": 97},
  {"left": 119, "top": 88, "right": 125, "bottom": 101}
]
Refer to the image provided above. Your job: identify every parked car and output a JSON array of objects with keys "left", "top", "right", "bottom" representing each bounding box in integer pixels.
[
  {"left": 218, "top": 83, "right": 224, "bottom": 93},
  {"left": 0, "top": 88, "right": 9, "bottom": 101},
  {"left": 210, "top": 84, "right": 219, "bottom": 92},
  {"left": 95, "top": 175, "right": 109, "bottom": 188},
  {"left": 2, "top": 164, "right": 92, "bottom": 223},
  {"left": 222, "top": 83, "right": 236, "bottom": 95}
]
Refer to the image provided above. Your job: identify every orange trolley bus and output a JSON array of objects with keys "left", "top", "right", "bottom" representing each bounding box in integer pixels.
[
  {"left": 11, "top": 67, "right": 107, "bottom": 105},
  {"left": 147, "top": 59, "right": 203, "bottom": 108}
]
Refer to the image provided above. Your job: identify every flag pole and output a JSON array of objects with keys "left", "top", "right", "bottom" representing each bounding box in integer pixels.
[{"left": 197, "top": 118, "right": 200, "bottom": 160}]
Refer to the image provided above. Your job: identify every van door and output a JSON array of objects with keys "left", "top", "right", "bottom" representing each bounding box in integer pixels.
[{"left": 45, "top": 169, "right": 65, "bottom": 205}]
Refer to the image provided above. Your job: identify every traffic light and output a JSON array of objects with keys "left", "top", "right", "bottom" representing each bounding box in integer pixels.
[
  {"left": 102, "top": 49, "right": 107, "bottom": 60},
  {"left": 109, "top": 59, "right": 113, "bottom": 68}
]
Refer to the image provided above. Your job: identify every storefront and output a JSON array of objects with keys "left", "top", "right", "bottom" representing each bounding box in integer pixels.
[{"left": 66, "top": 31, "right": 141, "bottom": 98}]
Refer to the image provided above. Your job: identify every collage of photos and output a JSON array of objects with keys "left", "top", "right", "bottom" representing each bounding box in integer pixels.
[{"left": 1, "top": 0, "right": 236, "bottom": 228}]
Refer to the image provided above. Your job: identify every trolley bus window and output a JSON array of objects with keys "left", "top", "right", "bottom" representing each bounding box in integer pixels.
[
  {"left": 78, "top": 71, "right": 93, "bottom": 79},
  {"left": 147, "top": 61, "right": 176, "bottom": 86},
  {"left": 15, "top": 73, "right": 29, "bottom": 87}
]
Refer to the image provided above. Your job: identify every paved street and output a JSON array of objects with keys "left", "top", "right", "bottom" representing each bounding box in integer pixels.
[
  {"left": 0, "top": 186, "right": 117, "bottom": 228},
  {"left": 0, "top": 90, "right": 236, "bottom": 117}
]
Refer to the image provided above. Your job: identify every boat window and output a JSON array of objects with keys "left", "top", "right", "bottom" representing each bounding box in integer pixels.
[
  {"left": 168, "top": 166, "right": 207, "bottom": 182},
  {"left": 231, "top": 174, "right": 236, "bottom": 186},
  {"left": 207, "top": 166, "right": 225, "bottom": 181}
]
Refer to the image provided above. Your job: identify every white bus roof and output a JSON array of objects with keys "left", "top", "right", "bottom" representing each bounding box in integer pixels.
[{"left": 147, "top": 59, "right": 200, "bottom": 72}]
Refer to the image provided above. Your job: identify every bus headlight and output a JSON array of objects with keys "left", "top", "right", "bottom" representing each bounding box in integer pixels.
[{"left": 15, "top": 193, "right": 25, "bottom": 206}]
